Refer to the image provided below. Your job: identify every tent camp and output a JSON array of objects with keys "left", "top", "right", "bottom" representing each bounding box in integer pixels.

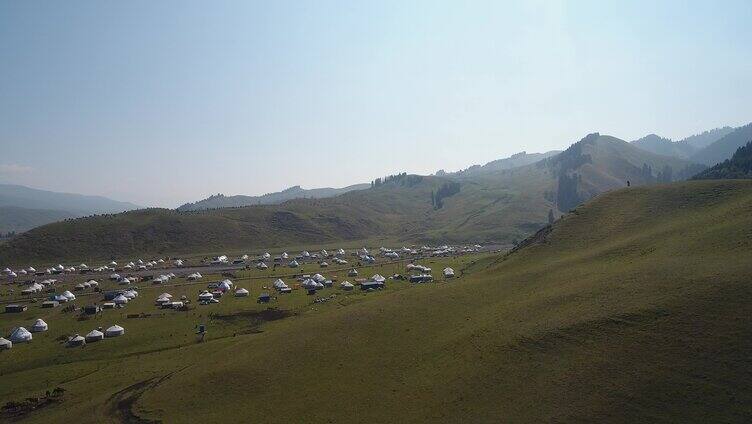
[
  {"left": 105, "top": 325, "right": 125, "bottom": 337},
  {"left": 85, "top": 330, "right": 104, "bottom": 342},
  {"left": 31, "top": 319, "right": 48, "bottom": 332},
  {"left": 340, "top": 281, "right": 354, "bottom": 291},
  {"left": 9, "top": 327, "right": 33, "bottom": 343},
  {"left": 113, "top": 294, "right": 129, "bottom": 305},
  {"left": 67, "top": 335, "right": 86, "bottom": 347},
  {"left": 0, "top": 337, "right": 11, "bottom": 350}
]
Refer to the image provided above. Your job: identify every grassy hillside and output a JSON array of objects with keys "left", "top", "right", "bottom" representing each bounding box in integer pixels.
[
  {"left": 2, "top": 180, "right": 750, "bottom": 422},
  {"left": 0, "top": 184, "right": 140, "bottom": 215},
  {"left": 0, "top": 135, "right": 709, "bottom": 265},
  {"left": 631, "top": 133, "right": 695, "bottom": 159},
  {"left": 0, "top": 206, "right": 74, "bottom": 234}
]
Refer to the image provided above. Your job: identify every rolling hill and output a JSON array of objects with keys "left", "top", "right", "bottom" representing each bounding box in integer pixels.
[
  {"left": 176, "top": 183, "right": 370, "bottom": 211},
  {"left": 0, "top": 134, "right": 707, "bottom": 264},
  {"left": 3, "top": 180, "right": 750, "bottom": 422},
  {"left": 445, "top": 150, "right": 561, "bottom": 176},
  {"left": 680, "top": 126, "right": 735, "bottom": 149}
]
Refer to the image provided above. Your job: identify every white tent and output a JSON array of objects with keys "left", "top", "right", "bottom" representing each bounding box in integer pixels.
[
  {"left": 9, "top": 327, "right": 33, "bottom": 343},
  {"left": 67, "top": 335, "right": 86, "bottom": 347},
  {"left": 218, "top": 279, "right": 233, "bottom": 292},
  {"left": 110, "top": 273, "right": 121, "bottom": 281},
  {"left": 256, "top": 262, "right": 268, "bottom": 270},
  {"left": 31, "top": 319, "right": 48, "bottom": 332},
  {"left": 234, "top": 288, "right": 250, "bottom": 297},
  {"left": 174, "top": 259, "right": 184, "bottom": 267},
  {"left": 312, "top": 273, "right": 326, "bottom": 283},
  {"left": 348, "top": 269, "right": 358, "bottom": 277},
  {"left": 27, "top": 267, "right": 36, "bottom": 273},
  {"left": 85, "top": 329, "right": 104, "bottom": 342},
  {"left": 105, "top": 325, "right": 125, "bottom": 337},
  {"left": 273, "top": 279, "right": 288, "bottom": 289},
  {"left": 113, "top": 294, "right": 129, "bottom": 305},
  {"left": 62, "top": 290, "right": 76, "bottom": 300},
  {"left": 0, "top": 337, "right": 11, "bottom": 350},
  {"left": 123, "top": 290, "right": 138, "bottom": 299},
  {"left": 443, "top": 267, "right": 455, "bottom": 278},
  {"left": 288, "top": 260, "right": 299, "bottom": 268},
  {"left": 159, "top": 293, "right": 173, "bottom": 299},
  {"left": 371, "top": 274, "right": 386, "bottom": 283},
  {"left": 53, "top": 294, "right": 69, "bottom": 303},
  {"left": 198, "top": 291, "right": 214, "bottom": 301},
  {"left": 340, "top": 281, "right": 354, "bottom": 291},
  {"left": 88, "top": 280, "right": 99, "bottom": 287},
  {"left": 281, "top": 252, "right": 289, "bottom": 259},
  {"left": 2, "top": 267, "right": 11, "bottom": 274}
]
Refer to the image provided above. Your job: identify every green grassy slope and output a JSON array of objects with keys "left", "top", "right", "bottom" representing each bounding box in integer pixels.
[{"left": 3, "top": 179, "right": 750, "bottom": 423}]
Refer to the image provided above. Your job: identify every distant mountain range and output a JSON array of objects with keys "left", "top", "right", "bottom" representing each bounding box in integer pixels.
[
  {"left": 177, "top": 184, "right": 371, "bottom": 211},
  {"left": 0, "top": 184, "right": 140, "bottom": 233},
  {"left": 629, "top": 124, "right": 749, "bottom": 165}
]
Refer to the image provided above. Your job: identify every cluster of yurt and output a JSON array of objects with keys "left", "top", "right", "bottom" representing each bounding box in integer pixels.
[
  {"left": 74, "top": 280, "right": 100, "bottom": 291},
  {"left": 272, "top": 279, "right": 291, "bottom": 293},
  {"left": 21, "top": 282, "right": 45, "bottom": 295},
  {"left": 67, "top": 325, "right": 124, "bottom": 347},
  {"left": 152, "top": 273, "right": 175, "bottom": 284},
  {"left": 198, "top": 291, "right": 218, "bottom": 304}
]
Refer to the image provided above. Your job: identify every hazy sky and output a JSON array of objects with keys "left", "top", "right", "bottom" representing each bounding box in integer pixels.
[{"left": 1, "top": 1, "right": 751, "bottom": 207}]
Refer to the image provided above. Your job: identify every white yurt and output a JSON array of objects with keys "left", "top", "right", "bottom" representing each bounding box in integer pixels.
[
  {"left": 288, "top": 260, "right": 299, "bottom": 268},
  {"left": 27, "top": 267, "right": 36, "bottom": 273},
  {"left": 62, "top": 290, "right": 76, "bottom": 301},
  {"left": 110, "top": 273, "right": 121, "bottom": 281},
  {"left": 67, "top": 335, "right": 86, "bottom": 347},
  {"left": 443, "top": 267, "right": 455, "bottom": 278},
  {"left": 53, "top": 294, "right": 69, "bottom": 303},
  {"left": 123, "top": 290, "right": 137, "bottom": 300},
  {"left": 371, "top": 274, "right": 386, "bottom": 283},
  {"left": 312, "top": 274, "right": 326, "bottom": 283},
  {"left": 155, "top": 296, "right": 171, "bottom": 306},
  {"left": 9, "top": 327, "right": 33, "bottom": 343},
  {"left": 218, "top": 280, "right": 233, "bottom": 292},
  {"left": 198, "top": 291, "right": 214, "bottom": 301},
  {"left": 105, "top": 325, "right": 125, "bottom": 337},
  {"left": 256, "top": 262, "right": 268, "bottom": 270},
  {"left": 88, "top": 280, "right": 99, "bottom": 287},
  {"left": 340, "top": 281, "right": 354, "bottom": 291},
  {"left": 85, "top": 329, "right": 104, "bottom": 342},
  {"left": 159, "top": 292, "right": 173, "bottom": 299},
  {"left": 31, "top": 319, "right": 48, "bottom": 332},
  {"left": 0, "top": 337, "right": 12, "bottom": 350},
  {"left": 113, "top": 294, "right": 129, "bottom": 305},
  {"left": 234, "top": 288, "right": 250, "bottom": 297},
  {"left": 348, "top": 269, "right": 358, "bottom": 277}
]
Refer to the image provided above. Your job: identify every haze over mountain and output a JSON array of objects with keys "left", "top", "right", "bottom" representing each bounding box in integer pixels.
[
  {"left": 0, "top": 184, "right": 141, "bottom": 233},
  {"left": 689, "top": 123, "right": 752, "bottom": 165},
  {"left": 630, "top": 134, "right": 695, "bottom": 159},
  {"left": 177, "top": 184, "right": 370, "bottom": 212},
  {"left": 0, "top": 133, "right": 707, "bottom": 264},
  {"left": 441, "top": 150, "right": 561, "bottom": 177},
  {"left": 693, "top": 140, "right": 752, "bottom": 180}
]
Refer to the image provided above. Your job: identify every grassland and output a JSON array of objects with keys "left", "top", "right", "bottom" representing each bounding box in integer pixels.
[{"left": 1, "top": 179, "right": 751, "bottom": 422}]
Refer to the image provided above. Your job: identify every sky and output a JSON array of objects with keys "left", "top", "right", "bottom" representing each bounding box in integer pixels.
[{"left": 1, "top": 1, "right": 751, "bottom": 207}]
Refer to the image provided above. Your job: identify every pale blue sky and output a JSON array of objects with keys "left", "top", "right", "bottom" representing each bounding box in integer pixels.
[{"left": 1, "top": 1, "right": 751, "bottom": 207}]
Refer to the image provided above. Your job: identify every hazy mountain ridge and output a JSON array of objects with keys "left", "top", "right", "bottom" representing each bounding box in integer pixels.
[
  {"left": 441, "top": 150, "right": 561, "bottom": 177},
  {"left": 177, "top": 184, "right": 370, "bottom": 211},
  {"left": 693, "top": 140, "right": 752, "bottom": 180},
  {"left": 0, "top": 206, "right": 75, "bottom": 234},
  {"left": 690, "top": 123, "right": 752, "bottom": 165},
  {"left": 630, "top": 133, "right": 695, "bottom": 159}
]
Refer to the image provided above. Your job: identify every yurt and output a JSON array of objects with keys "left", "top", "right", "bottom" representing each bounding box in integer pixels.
[
  {"left": 53, "top": 294, "right": 69, "bottom": 303},
  {"left": 218, "top": 280, "right": 233, "bottom": 292},
  {"left": 27, "top": 267, "right": 36, "bottom": 273},
  {"left": 85, "top": 329, "right": 104, "bottom": 342},
  {"left": 0, "top": 337, "right": 11, "bottom": 350},
  {"left": 340, "top": 281, "right": 354, "bottom": 291},
  {"left": 256, "top": 262, "right": 268, "bottom": 270},
  {"left": 371, "top": 274, "right": 386, "bottom": 283},
  {"left": 198, "top": 291, "right": 214, "bottom": 301},
  {"left": 113, "top": 294, "right": 129, "bottom": 305},
  {"left": 31, "top": 319, "right": 48, "bottom": 332},
  {"left": 62, "top": 290, "right": 76, "bottom": 301},
  {"left": 105, "top": 325, "right": 125, "bottom": 337},
  {"left": 234, "top": 288, "right": 250, "bottom": 297},
  {"left": 348, "top": 269, "right": 358, "bottom": 277},
  {"left": 9, "top": 327, "right": 33, "bottom": 343},
  {"left": 443, "top": 267, "right": 455, "bottom": 278},
  {"left": 288, "top": 260, "right": 299, "bottom": 268},
  {"left": 67, "top": 335, "right": 86, "bottom": 347},
  {"left": 158, "top": 293, "right": 173, "bottom": 299},
  {"left": 88, "top": 280, "right": 99, "bottom": 287}
]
